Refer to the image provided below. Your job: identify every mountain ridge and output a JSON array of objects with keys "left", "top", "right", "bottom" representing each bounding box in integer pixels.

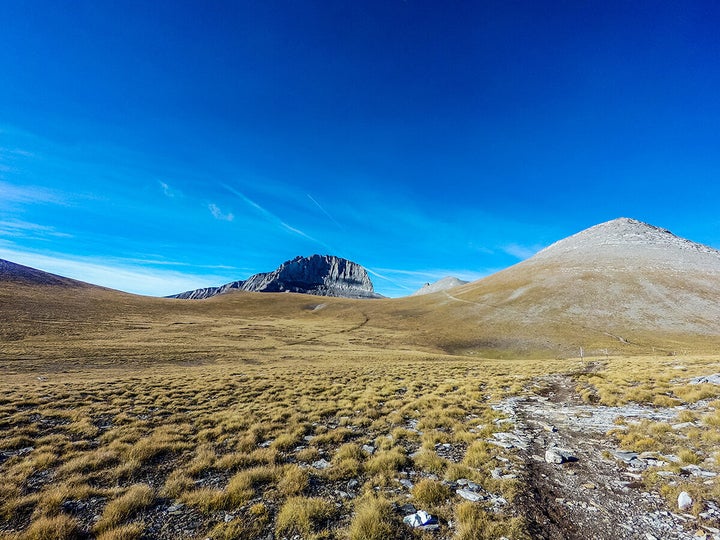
[
  {"left": 2, "top": 217, "right": 720, "bottom": 357},
  {"left": 411, "top": 276, "right": 469, "bottom": 296},
  {"left": 169, "top": 254, "right": 382, "bottom": 300},
  {"left": 0, "top": 258, "right": 92, "bottom": 288}
]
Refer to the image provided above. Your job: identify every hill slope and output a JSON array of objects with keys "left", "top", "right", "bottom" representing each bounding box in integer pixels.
[
  {"left": 2, "top": 218, "right": 720, "bottom": 361},
  {"left": 0, "top": 258, "right": 91, "bottom": 288},
  {"left": 412, "top": 218, "right": 720, "bottom": 356}
]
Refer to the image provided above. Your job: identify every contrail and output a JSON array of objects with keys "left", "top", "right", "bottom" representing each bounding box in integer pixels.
[
  {"left": 365, "top": 267, "right": 413, "bottom": 291},
  {"left": 307, "top": 194, "right": 344, "bottom": 230},
  {"left": 222, "top": 184, "right": 331, "bottom": 249}
]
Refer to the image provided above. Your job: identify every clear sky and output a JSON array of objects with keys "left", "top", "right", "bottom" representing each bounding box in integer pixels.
[{"left": 2, "top": 1, "right": 720, "bottom": 297}]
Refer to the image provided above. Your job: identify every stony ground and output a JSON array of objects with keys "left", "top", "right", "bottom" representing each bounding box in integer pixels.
[{"left": 497, "top": 374, "right": 719, "bottom": 540}]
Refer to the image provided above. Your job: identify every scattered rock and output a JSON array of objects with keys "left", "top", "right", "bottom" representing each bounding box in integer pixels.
[
  {"left": 456, "top": 489, "right": 483, "bottom": 502},
  {"left": 311, "top": 458, "right": 330, "bottom": 470},
  {"left": 689, "top": 374, "right": 720, "bottom": 385},
  {"left": 681, "top": 465, "right": 718, "bottom": 478},
  {"left": 361, "top": 444, "right": 375, "bottom": 455},
  {"left": 167, "top": 503, "right": 184, "bottom": 514},
  {"left": 399, "top": 503, "right": 417, "bottom": 515},
  {"left": 399, "top": 479, "right": 413, "bottom": 489},
  {"left": 545, "top": 447, "right": 576, "bottom": 464}
]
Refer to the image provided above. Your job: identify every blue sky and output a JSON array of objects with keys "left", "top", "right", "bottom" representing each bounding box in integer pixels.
[{"left": 1, "top": 1, "right": 720, "bottom": 297}]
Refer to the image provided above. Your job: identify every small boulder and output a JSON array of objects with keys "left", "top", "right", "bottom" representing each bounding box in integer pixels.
[
  {"left": 545, "top": 447, "right": 576, "bottom": 464},
  {"left": 456, "top": 489, "right": 483, "bottom": 502},
  {"left": 399, "top": 479, "right": 414, "bottom": 489},
  {"left": 311, "top": 458, "right": 330, "bottom": 470},
  {"left": 678, "top": 491, "right": 693, "bottom": 511},
  {"left": 403, "top": 510, "right": 436, "bottom": 528}
]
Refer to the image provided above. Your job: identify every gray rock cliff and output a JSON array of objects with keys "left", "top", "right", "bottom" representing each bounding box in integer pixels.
[{"left": 169, "top": 255, "right": 381, "bottom": 299}]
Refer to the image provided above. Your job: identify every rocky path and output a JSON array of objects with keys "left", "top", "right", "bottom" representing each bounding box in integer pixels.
[{"left": 495, "top": 375, "right": 708, "bottom": 540}]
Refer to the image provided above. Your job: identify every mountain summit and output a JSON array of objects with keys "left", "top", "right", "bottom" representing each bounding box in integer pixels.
[
  {"left": 426, "top": 217, "right": 720, "bottom": 355},
  {"left": 533, "top": 217, "right": 720, "bottom": 267},
  {"left": 170, "top": 254, "right": 381, "bottom": 300}
]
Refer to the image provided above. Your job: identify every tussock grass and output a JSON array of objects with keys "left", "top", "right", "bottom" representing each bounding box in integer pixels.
[
  {"left": 365, "top": 447, "right": 408, "bottom": 475},
  {"left": 278, "top": 464, "right": 309, "bottom": 496},
  {"left": 4, "top": 291, "right": 720, "bottom": 540},
  {"left": 17, "top": 514, "right": 80, "bottom": 540},
  {"left": 275, "top": 496, "right": 335, "bottom": 538},
  {"left": 411, "top": 478, "right": 451, "bottom": 509},
  {"left": 96, "top": 523, "right": 145, "bottom": 540},
  {"left": 94, "top": 484, "right": 154, "bottom": 533},
  {"left": 454, "top": 501, "right": 528, "bottom": 540},
  {"left": 347, "top": 494, "right": 397, "bottom": 540}
]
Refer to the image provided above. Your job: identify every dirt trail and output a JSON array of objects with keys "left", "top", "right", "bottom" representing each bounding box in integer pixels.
[{"left": 498, "top": 374, "right": 700, "bottom": 540}]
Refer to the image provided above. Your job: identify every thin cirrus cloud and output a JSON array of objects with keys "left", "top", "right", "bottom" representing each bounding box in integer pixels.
[
  {"left": 0, "top": 180, "right": 68, "bottom": 206},
  {"left": 502, "top": 243, "right": 544, "bottom": 260},
  {"left": 159, "top": 181, "right": 181, "bottom": 198},
  {"left": 0, "top": 219, "right": 73, "bottom": 239},
  {"left": 307, "top": 194, "right": 344, "bottom": 231},
  {"left": 222, "top": 184, "right": 329, "bottom": 247},
  {"left": 0, "top": 246, "right": 234, "bottom": 297},
  {"left": 208, "top": 203, "right": 234, "bottom": 222}
]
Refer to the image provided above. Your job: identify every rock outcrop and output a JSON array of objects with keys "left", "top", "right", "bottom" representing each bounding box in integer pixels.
[
  {"left": 411, "top": 276, "right": 469, "bottom": 296},
  {"left": 170, "top": 255, "right": 381, "bottom": 300}
]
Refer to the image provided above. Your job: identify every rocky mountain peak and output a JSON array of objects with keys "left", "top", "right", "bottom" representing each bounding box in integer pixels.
[
  {"left": 170, "top": 254, "right": 380, "bottom": 300},
  {"left": 533, "top": 217, "right": 720, "bottom": 262}
]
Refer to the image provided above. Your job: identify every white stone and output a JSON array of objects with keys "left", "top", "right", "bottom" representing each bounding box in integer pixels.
[
  {"left": 456, "top": 489, "right": 483, "bottom": 502},
  {"left": 678, "top": 491, "right": 693, "bottom": 511},
  {"left": 403, "top": 510, "right": 434, "bottom": 528},
  {"left": 545, "top": 447, "right": 575, "bottom": 464}
]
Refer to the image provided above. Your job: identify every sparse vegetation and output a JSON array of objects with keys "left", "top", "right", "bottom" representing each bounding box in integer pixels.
[{"left": 3, "top": 279, "right": 720, "bottom": 538}]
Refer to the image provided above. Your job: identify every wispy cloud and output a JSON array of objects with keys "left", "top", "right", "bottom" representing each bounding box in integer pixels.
[
  {"left": 222, "top": 184, "right": 329, "bottom": 247},
  {"left": 0, "top": 219, "right": 72, "bottom": 239},
  {"left": 208, "top": 203, "right": 234, "bottom": 222},
  {"left": 159, "top": 181, "right": 181, "bottom": 198},
  {"left": 307, "top": 194, "right": 344, "bottom": 230},
  {"left": 0, "top": 181, "right": 68, "bottom": 206},
  {"left": 0, "top": 247, "right": 234, "bottom": 297},
  {"left": 364, "top": 267, "right": 413, "bottom": 291},
  {"left": 373, "top": 266, "right": 490, "bottom": 285},
  {"left": 502, "top": 243, "right": 544, "bottom": 260}
]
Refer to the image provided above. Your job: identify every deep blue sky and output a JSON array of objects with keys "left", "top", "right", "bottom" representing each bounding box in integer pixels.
[{"left": 2, "top": 1, "right": 719, "bottom": 296}]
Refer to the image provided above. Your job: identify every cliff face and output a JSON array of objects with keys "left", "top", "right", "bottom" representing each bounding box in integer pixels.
[{"left": 170, "top": 255, "right": 380, "bottom": 299}]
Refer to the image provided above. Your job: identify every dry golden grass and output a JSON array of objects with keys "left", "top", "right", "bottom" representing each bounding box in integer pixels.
[
  {"left": 93, "top": 484, "right": 154, "bottom": 533},
  {"left": 13, "top": 514, "right": 79, "bottom": 540},
  {"left": 347, "top": 494, "right": 397, "bottom": 540},
  {"left": 275, "top": 496, "right": 335, "bottom": 538},
  {"left": 3, "top": 279, "right": 720, "bottom": 537}
]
